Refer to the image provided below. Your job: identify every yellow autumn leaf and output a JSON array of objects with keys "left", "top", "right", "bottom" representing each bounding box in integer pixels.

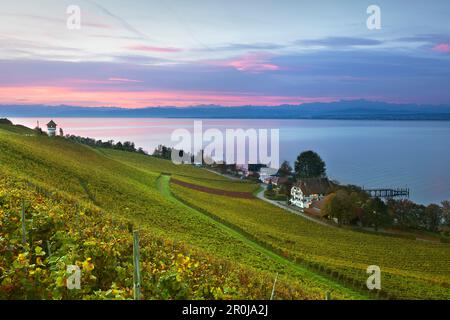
[{"left": 82, "top": 258, "right": 95, "bottom": 272}]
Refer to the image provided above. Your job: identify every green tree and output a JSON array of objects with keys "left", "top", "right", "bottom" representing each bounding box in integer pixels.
[
  {"left": 294, "top": 151, "right": 326, "bottom": 179},
  {"left": 277, "top": 161, "right": 293, "bottom": 177},
  {"left": 279, "top": 180, "right": 293, "bottom": 197},
  {"left": 322, "top": 190, "right": 355, "bottom": 225},
  {"left": 362, "top": 198, "right": 391, "bottom": 231},
  {"left": 424, "top": 204, "right": 442, "bottom": 232},
  {"left": 115, "top": 141, "right": 123, "bottom": 150}
]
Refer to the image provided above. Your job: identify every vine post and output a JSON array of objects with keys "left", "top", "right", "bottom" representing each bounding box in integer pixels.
[
  {"left": 133, "top": 230, "right": 141, "bottom": 300},
  {"left": 21, "top": 199, "right": 26, "bottom": 246},
  {"left": 270, "top": 273, "right": 278, "bottom": 300}
]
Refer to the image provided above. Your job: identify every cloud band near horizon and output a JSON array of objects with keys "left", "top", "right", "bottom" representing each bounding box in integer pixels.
[{"left": 1, "top": 0, "right": 449, "bottom": 107}]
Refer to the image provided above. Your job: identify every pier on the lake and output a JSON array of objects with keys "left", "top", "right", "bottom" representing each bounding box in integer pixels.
[{"left": 363, "top": 188, "right": 410, "bottom": 199}]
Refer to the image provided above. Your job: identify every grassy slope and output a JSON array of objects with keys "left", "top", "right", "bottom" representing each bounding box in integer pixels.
[{"left": 0, "top": 126, "right": 361, "bottom": 299}]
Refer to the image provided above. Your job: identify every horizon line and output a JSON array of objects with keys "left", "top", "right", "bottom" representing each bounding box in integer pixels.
[{"left": 2, "top": 99, "right": 450, "bottom": 110}]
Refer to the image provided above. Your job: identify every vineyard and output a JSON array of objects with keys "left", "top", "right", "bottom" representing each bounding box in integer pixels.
[
  {"left": 1, "top": 123, "right": 448, "bottom": 300},
  {"left": 0, "top": 124, "right": 361, "bottom": 300},
  {"left": 170, "top": 183, "right": 450, "bottom": 299},
  {"left": 0, "top": 174, "right": 324, "bottom": 299}
]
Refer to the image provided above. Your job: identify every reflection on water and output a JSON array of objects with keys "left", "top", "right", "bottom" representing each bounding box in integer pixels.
[{"left": 10, "top": 118, "right": 450, "bottom": 205}]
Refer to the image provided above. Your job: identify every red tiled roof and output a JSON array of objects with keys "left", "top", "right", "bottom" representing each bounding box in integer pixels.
[{"left": 293, "top": 178, "right": 334, "bottom": 196}]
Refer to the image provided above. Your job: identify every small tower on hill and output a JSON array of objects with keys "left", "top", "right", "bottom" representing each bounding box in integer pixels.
[{"left": 47, "top": 120, "right": 57, "bottom": 137}]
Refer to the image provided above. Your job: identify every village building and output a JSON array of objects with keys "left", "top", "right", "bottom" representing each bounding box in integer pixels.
[
  {"left": 290, "top": 177, "right": 335, "bottom": 209},
  {"left": 259, "top": 167, "right": 279, "bottom": 182},
  {"left": 246, "top": 163, "right": 266, "bottom": 177},
  {"left": 304, "top": 198, "right": 326, "bottom": 217},
  {"left": 46, "top": 120, "right": 57, "bottom": 137},
  {"left": 264, "top": 176, "right": 289, "bottom": 186},
  {"left": 235, "top": 164, "right": 249, "bottom": 176}
]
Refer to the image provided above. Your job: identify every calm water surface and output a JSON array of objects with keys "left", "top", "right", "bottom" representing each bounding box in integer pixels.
[{"left": 10, "top": 118, "right": 450, "bottom": 205}]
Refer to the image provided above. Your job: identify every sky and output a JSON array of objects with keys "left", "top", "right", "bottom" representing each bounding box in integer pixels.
[{"left": 0, "top": 0, "right": 450, "bottom": 108}]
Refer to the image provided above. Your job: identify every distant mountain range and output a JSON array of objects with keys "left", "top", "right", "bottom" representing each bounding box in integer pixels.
[{"left": 2, "top": 100, "right": 450, "bottom": 120}]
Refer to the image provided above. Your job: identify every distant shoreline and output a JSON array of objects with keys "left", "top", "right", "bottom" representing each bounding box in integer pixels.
[
  {"left": 6, "top": 116, "right": 450, "bottom": 121},
  {"left": 3, "top": 100, "right": 450, "bottom": 121}
]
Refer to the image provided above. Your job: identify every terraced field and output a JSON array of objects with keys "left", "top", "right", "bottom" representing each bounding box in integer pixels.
[
  {"left": 0, "top": 124, "right": 362, "bottom": 299},
  {"left": 171, "top": 178, "right": 254, "bottom": 199},
  {"left": 172, "top": 174, "right": 258, "bottom": 193}
]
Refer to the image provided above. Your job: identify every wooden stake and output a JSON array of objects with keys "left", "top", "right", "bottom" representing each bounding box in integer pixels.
[
  {"left": 47, "top": 240, "right": 52, "bottom": 258},
  {"left": 21, "top": 200, "right": 26, "bottom": 246},
  {"left": 133, "top": 230, "right": 141, "bottom": 300},
  {"left": 270, "top": 273, "right": 278, "bottom": 300}
]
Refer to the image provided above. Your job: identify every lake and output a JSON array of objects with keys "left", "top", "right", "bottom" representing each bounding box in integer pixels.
[{"left": 9, "top": 117, "right": 450, "bottom": 205}]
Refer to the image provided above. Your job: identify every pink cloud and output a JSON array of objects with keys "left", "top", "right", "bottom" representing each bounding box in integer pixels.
[
  {"left": 126, "top": 45, "right": 182, "bottom": 53},
  {"left": 211, "top": 52, "right": 280, "bottom": 73},
  {"left": 432, "top": 43, "right": 450, "bottom": 53},
  {"left": 0, "top": 85, "right": 342, "bottom": 108},
  {"left": 54, "top": 78, "right": 143, "bottom": 85}
]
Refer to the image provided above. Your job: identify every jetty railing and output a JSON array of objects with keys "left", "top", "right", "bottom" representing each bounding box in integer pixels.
[{"left": 363, "top": 188, "right": 410, "bottom": 199}]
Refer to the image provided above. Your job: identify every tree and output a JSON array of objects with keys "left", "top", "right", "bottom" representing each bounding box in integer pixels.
[
  {"left": 123, "top": 141, "right": 136, "bottom": 152},
  {"left": 153, "top": 144, "right": 174, "bottom": 159},
  {"left": 387, "top": 199, "right": 416, "bottom": 229},
  {"left": 294, "top": 151, "right": 326, "bottom": 179},
  {"left": 279, "top": 179, "right": 293, "bottom": 197},
  {"left": 0, "top": 118, "right": 12, "bottom": 125},
  {"left": 442, "top": 201, "right": 450, "bottom": 227},
  {"left": 387, "top": 199, "right": 429, "bottom": 230},
  {"left": 424, "top": 204, "right": 442, "bottom": 232},
  {"left": 115, "top": 141, "right": 123, "bottom": 150},
  {"left": 137, "top": 147, "right": 147, "bottom": 155},
  {"left": 362, "top": 198, "right": 391, "bottom": 231},
  {"left": 34, "top": 126, "right": 46, "bottom": 136},
  {"left": 277, "top": 161, "right": 292, "bottom": 177},
  {"left": 321, "top": 190, "right": 355, "bottom": 225}
]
